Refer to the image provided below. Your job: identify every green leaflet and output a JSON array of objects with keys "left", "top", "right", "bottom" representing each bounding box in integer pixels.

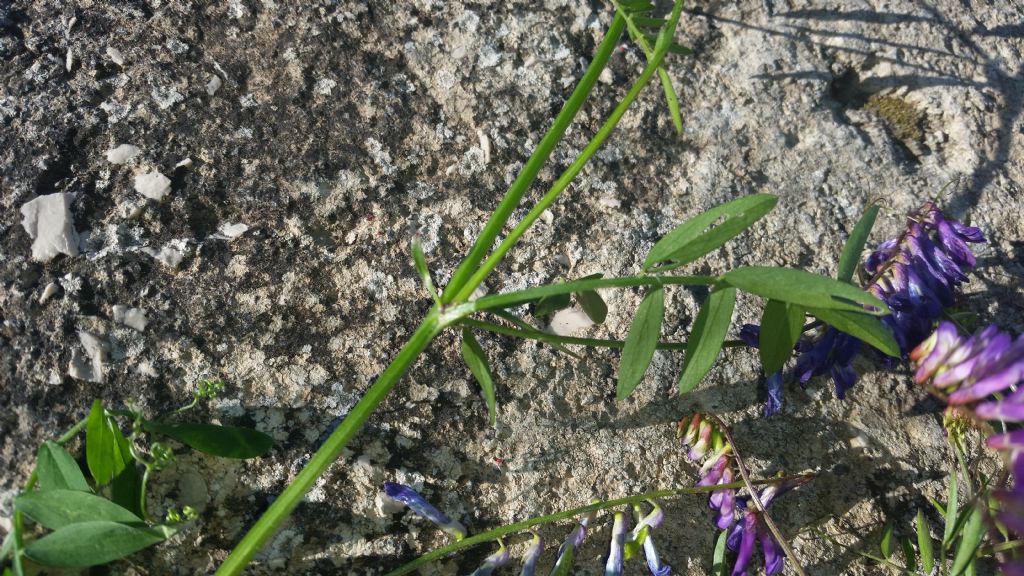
[
  {"left": 15, "top": 489, "right": 140, "bottom": 530},
  {"left": 24, "top": 521, "right": 173, "bottom": 567},
  {"left": 645, "top": 194, "right": 778, "bottom": 271},
  {"left": 678, "top": 286, "right": 737, "bottom": 395},
  {"left": 837, "top": 205, "right": 880, "bottom": 284},
  {"left": 36, "top": 442, "right": 90, "bottom": 492},
  {"left": 575, "top": 274, "right": 608, "bottom": 324},
  {"left": 533, "top": 292, "right": 571, "bottom": 317},
  {"left": 86, "top": 400, "right": 130, "bottom": 486},
  {"left": 723, "top": 266, "right": 889, "bottom": 314},
  {"left": 880, "top": 521, "right": 895, "bottom": 559},
  {"left": 806, "top": 306, "right": 901, "bottom": 357},
  {"left": 143, "top": 421, "right": 272, "bottom": 459},
  {"left": 917, "top": 509, "right": 934, "bottom": 575},
  {"left": 617, "top": 286, "right": 665, "bottom": 400},
  {"left": 712, "top": 530, "right": 728, "bottom": 576},
  {"left": 759, "top": 300, "right": 804, "bottom": 374},
  {"left": 461, "top": 329, "right": 497, "bottom": 426},
  {"left": 951, "top": 504, "right": 985, "bottom": 576}
]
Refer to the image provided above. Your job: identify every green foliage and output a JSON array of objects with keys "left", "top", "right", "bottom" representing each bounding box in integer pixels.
[
  {"left": 617, "top": 286, "right": 665, "bottom": 400},
  {"left": 916, "top": 510, "right": 934, "bottom": 575},
  {"left": 15, "top": 490, "right": 140, "bottom": 529},
  {"left": 723, "top": 266, "right": 889, "bottom": 314},
  {"left": 644, "top": 194, "right": 778, "bottom": 272},
  {"left": 576, "top": 273, "right": 609, "bottom": 324},
  {"left": 86, "top": 400, "right": 131, "bottom": 486},
  {"left": 759, "top": 300, "right": 804, "bottom": 374},
  {"left": 142, "top": 421, "right": 273, "bottom": 459},
  {"left": 838, "top": 205, "right": 880, "bottom": 284},
  {"left": 678, "top": 286, "right": 737, "bottom": 395},
  {"left": 36, "top": 442, "right": 90, "bottom": 492},
  {"left": 805, "top": 306, "right": 900, "bottom": 357},
  {"left": 24, "top": 522, "right": 174, "bottom": 568},
  {"left": 461, "top": 329, "right": 497, "bottom": 425},
  {"left": 533, "top": 292, "right": 571, "bottom": 317},
  {"left": 712, "top": 529, "right": 728, "bottom": 576}
]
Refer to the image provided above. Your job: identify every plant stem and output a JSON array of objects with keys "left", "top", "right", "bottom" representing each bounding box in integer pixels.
[
  {"left": 450, "top": 3, "right": 684, "bottom": 304},
  {"left": 385, "top": 474, "right": 809, "bottom": 576},
  {"left": 470, "top": 275, "right": 718, "bottom": 312},
  {"left": 441, "top": 14, "right": 627, "bottom": 304},
  {"left": 461, "top": 317, "right": 746, "bottom": 351},
  {"left": 215, "top": 311, "right": 445, "bottom": 576},
  {"left": 709, "top": 415, "right": 808, "bottom": 576}
]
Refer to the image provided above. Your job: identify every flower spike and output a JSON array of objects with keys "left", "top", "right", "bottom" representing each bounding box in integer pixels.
[
  {"left": 605, "top": 512, "right": 627, "bottom": 576},
  {"left": 470, "top": 539, "right": 510, "bottom": 576},
  {"left": 519, "top": 532, "right": 544, "bottom": 576},
  {"left": 382, "top": 482, "right": 467, "bottom": 541}
]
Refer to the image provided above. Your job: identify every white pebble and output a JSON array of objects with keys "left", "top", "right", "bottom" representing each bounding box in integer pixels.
[
  {"left": 175, "top": 157, "right": 193, "bottom": 169},
  {"left": 206, "top": 75, "right": 222, "bottom": 96},
  {"left": 477, "top": 129, "right": 491, "bottom": 164},
  {"left": 39, "top": 282, "right": 61, "bottom": 304},
  {"left": 106, "top": 144, "right": 141, "bottom": 164},
  {"left": 65, "top": 48, "right": 73, "bottom": 72},
  {"left": 69, "top": 331, "right": 109, "bottom": 383},
  {"left": 219, "top": 222, "right": 249, "bottom": 239},
  {"left": 547, "top": 308, "right": 594, "bottom": 336},
  {"left": 134, "top": 171, "right": 172, "bottom": 201},
  {"left": 20, "top": 193, "right": 80, "bottom": 261},
  {"left": 112, "top": 305, "right": 148, "bottom": 332},
  {"left": 106, "top": 46, "right": 125, "bottom": 66}
]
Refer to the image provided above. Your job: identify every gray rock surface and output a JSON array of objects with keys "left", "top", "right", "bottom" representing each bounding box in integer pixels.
[{"left": 1, "top": 0, "right": 1022, "bottom": 575}]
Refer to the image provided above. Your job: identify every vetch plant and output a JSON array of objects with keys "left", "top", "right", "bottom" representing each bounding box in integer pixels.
[
  {"left": 0, "top": 380, "right": 271, "bottom": 574},
  {"left": 203, "top": 2, "right": 903, "bottom": 573}
]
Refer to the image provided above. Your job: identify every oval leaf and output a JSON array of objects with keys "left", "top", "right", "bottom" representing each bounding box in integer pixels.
[
  {"left": 617, "top": 286, "right": 665, "bottom": 400},
  {"left": 678, "top": 286, "right": 737, "bottom": 395},
  {"left": 575, "top": 273, "right": 608, "bottom": 324},
  {"left": 951, "top": 504, "right": 984, "bottom": 576},
  {"left": 533, "top": 292, "right": 571, "bottom": 317},
  {"left": 36, "top": 442, "right": 90, "bottom": 492},
  {"left": 837, "top": 205, "right": 880, "bottom": 284},
  {"left": 723, "top": 267, "right": 889, "bottom": 314},
  {"left": 461, "top": 329, "right": 497, "bottom": 426},
  {"left": 644, "top": 194, "right": 777, "bottom": 271},
  {"left": 86, "top": 400, "right": 130, "bottom": 486},
  {"left": 15, "top": 489, "right": 139, "bottom": 530},
  {"left": 917, "top": 509, "right": 934, "bottom": 575},
  {"left": 759, "top": 300, "right": 804, "bottom": 375},
  {"left": 24, "top": 521, "right": 172, "bottom": 567},
  {"left": 806, "top": 306, "right": 900, "bottom": 358},
  {"left": 142, "top": 422, "right": 272, "bottom": 459}
]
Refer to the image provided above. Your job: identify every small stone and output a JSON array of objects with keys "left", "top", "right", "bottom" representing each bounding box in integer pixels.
[
  {"left": 206, "top": 74, "right": 222, "bottom": 96},
  {"left": 106, "top": 46, "right": 125, "bottom": 66},
  {"left": 547, "top": 308, "right": 594, "bottom": 336},
  {"left": 112, "top": 305, "right": 148, "bottom": 332},
  {"left": 143, "top": 240, "right": 187, "bottom": 268},
  {"left": 69, "top": 331, "right": 109, "bottom": 383},
  {"left": 106, "top": 144, "right": 141, "bottom": 164},
  {"left": 134, "top": 171, "right": 172, "bottom": 200},
  {"left": 20, "top": 193, "right": 80, "bottom": 261},
  {"left": 39, "top": 282, "right": 61, "bottom": 304},
  {"left": 219, "top": 222, "right": 249, "bottom": 239},
  {"left": 175, "top": 157, "right": 193, "bottom": 169},
  {"left": 65, "top": 48, "right": 73, "bottom": 72}
]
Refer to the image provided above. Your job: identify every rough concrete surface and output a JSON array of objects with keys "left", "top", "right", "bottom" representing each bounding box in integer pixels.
[{"left": 1, "top": 0, "right": 1022, "bottom": 574}]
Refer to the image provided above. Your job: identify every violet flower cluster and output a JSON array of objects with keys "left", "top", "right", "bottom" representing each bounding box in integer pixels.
[
  {"left": 912, "top": 321, "right": 1024, "bottom": 574},
  {"left": 679, "top": 415, "right": 804, "bottom": 575},
  {"left": 744, "top": 203, "right": 985, "bottom": 414}
]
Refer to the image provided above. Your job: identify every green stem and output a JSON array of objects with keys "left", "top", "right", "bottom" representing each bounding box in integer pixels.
[
  {"left": 450, "top": 6, "right": 683, "bottom": 304},
  {"left": 470, "top": 275, "right": 718, "bottom": 312},
  {"left": 441, "top": 14, "right": 627, "bottom": 304},
  {"left": 215, "top": 311, "right": 446, "bottom": 576},
  {"left": 461, "top": 317, "right": 745, "bottom": 351},
  {"left": 386, "top": 474, "right": 811, "bottom": 576}
]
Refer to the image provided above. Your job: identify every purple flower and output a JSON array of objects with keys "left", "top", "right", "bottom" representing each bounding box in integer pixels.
[
  {"left": 518, "top": 532, "right": 544, "bottom": 576},
  {"left": 726, "top": 477, "right": 809, "bottom": 576},
  {"left": 551, "top": 509, "right": 596, "bottom": 574},
  {"left": 793, "top": 328, "right": 862, "bottom": 399},
  {"left": 679, "top": 415, "right": 739, "bottom": 530},
  {"left": 382, "top": 482, "right": 467, "bottom": 541},
  {"left": 605, "top": 512, "right": 627, "bottom": 576},
  {"left": 642, "top": 535, "right": 671, "bottom": 576},
  {"left": 738, "top": 324, "right": 786, "bottom": 417},
  {"left": 470, "top": 539, "right": 510, "bottom": 576},
  {"left": 910, "top": 322, "right": 1024, "bottom": 420}
]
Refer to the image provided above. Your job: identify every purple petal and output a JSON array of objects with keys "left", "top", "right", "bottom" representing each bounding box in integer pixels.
[
  {"left": 760, "top": 528, "right": 785, "bottom": 575},
  {"left": 946, "top": 356, "right": 1021, "bottom": 404},
  {"left": 643, "top": 536, "right": 672, "bottom": 576},
  {"left": 739, "top": 324, "right": 761, "bottom": 348},
  {"left": 605, "top": 512, "right": 627, "bottom": 576},
  {"left": 519, "top": 532, "right": 544, "bottom": 576},
  {"left": 987, "top": 430, "right": 1024, "bottom": 451},
  {"left": 831, "top": 363, "right": 858, "bottom": 400},
  {"left": 764, "top": 372, "right": 784, "bottom": 417},
  {"left": 730, "top": 513, "right": 758, "bottom": 576},
  {"left": 469, "top": 539, "right": 509, "bottom": 576},
  {"left": 382, "top": 482, "right": 466, "bottom": 540},
  {"left": 937, "top": 218, "right": 978, "bottom": 267},
  {"left": 975, "top": 399, "right": 1024, "bottom": 422}
]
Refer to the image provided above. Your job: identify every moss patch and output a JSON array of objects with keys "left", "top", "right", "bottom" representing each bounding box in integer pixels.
[{"left": 864, "top": 94, "right": 926, "bottom": 143}]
